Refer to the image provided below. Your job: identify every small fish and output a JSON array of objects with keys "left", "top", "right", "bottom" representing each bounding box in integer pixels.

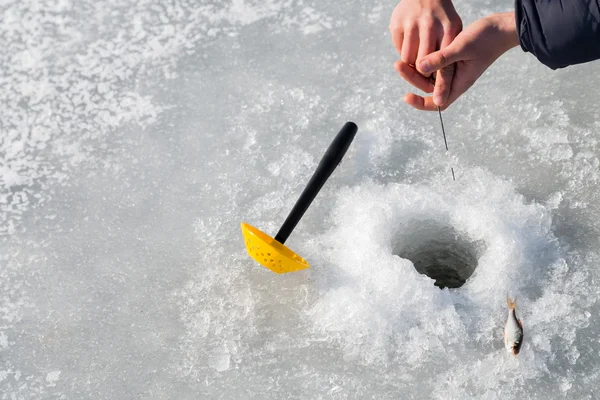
[{"left": 504, "top": 296, "right": 524, "bottom": 356}]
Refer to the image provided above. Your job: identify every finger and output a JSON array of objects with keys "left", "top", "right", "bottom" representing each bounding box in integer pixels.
[
  {"left": 416, "top": 22, "right": 437, "bottom": 77},
  {"left": 442, "top": 22, "right": 462, "bottom": 45},
  {"left": 433, "top": 31, "right": 459, "bottom": 106},
  {"left": 390, "top": 27, "right": 404, "bottom": 56},
  {"left": 401, "top": 25, "right": 419, "bottom": 66},
  {"left": 403, "top": 93, "right": 440, "bottom": 111},
  {"left": 417, "top": 40, "right": 462, "bottom": 76},
  {"left": 394, "top": 61, "right": 434, "bottom": 93},
  {"left": 433, "top": 64, "right": 455, "bottom": 106}
]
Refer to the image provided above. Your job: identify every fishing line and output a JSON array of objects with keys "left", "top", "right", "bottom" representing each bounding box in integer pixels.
[
  {"left": 431, "top": 74, "right": 455, "bottom": 181},
  {"left": 437, "top": 106, "right": 448, "bottom": 151}
]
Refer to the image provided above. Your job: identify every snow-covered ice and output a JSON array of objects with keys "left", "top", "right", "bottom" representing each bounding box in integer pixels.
[{"left": 2, "top": 0, "right": 600, "bottom": 399}]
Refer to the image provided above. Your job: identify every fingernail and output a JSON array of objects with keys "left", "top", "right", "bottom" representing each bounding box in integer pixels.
[
  {"left": 419, "top": 59, "right": 431, "bottom": 73},
  {"left": 434, "top": 94, "right": 444, "bottom": 106}
]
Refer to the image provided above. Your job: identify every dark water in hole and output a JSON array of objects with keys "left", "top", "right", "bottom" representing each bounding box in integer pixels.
[{"left": 393, "top": 221, "right": 486, "bottom": 289}]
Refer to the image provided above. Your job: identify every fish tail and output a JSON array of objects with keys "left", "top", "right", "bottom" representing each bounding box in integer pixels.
[{"left": 506, "top": 295, "right": 517, "bottom": 310}]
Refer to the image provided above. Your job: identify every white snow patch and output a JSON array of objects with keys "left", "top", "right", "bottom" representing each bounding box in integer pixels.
[{"left": 46, "top": 370, "right": 61, "bottom": 386}]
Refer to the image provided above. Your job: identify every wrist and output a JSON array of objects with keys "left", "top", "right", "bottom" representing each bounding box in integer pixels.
[{"left": 491, "top": 12, "right": 519, "bottom": 51}]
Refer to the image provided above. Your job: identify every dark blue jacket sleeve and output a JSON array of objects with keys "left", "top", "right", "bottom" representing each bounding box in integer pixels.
[{"left": 515, "top": 0, "right": 600, "bottom": 69}]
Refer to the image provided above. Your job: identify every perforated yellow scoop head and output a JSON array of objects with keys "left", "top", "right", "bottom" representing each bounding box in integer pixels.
[{"left": 240, "top": 223, "right": 309, "bottom": 273}]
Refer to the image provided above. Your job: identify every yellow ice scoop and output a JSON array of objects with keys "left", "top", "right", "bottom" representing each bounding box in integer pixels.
[{"left": 241, "top": 121, "right": 358, "bottom": 273}]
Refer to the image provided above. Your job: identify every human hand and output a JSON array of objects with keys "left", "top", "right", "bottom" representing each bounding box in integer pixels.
[
  {"left": 389, "top": 0, "right": 462, "bottom": 102},
  {"left": 395, "top": 12, "right": 520, "bottom": 110}
]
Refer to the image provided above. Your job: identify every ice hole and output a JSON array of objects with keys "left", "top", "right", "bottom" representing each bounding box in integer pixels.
[{"left": 393, "top": 220, "right": 486, "bottom": 289}]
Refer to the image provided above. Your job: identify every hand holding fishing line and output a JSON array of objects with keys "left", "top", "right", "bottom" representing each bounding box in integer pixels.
[
  {"left": 389, "top": 0, "right": 462, "bottom": 179},
  {"left": 394, "top": 0, "right": 600, "bottom": 109},
  {"left": 389, "top": 0, "right": 462, "bottom": 106},
  {"left": 398, "top": 12, "right": 520, "bottom": 111}
]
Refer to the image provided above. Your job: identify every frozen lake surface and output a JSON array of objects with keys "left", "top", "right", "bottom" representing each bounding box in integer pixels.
[{"left": 2, "top": 0, "right": 600, "bottom": 399}]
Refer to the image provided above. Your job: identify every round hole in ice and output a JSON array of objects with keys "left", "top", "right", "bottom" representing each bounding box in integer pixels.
[{"left": 392, "top": 220, "right": 485, "bottom": 289}]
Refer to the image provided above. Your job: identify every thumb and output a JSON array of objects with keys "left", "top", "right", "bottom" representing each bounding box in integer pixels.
[{"left": 418, "top": 41, "right": 464, "bottom": 75}]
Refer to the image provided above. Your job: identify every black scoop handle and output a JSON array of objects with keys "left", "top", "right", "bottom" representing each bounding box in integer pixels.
[{"left": 274, "top": 121, "right": 358, "bottom": 244}]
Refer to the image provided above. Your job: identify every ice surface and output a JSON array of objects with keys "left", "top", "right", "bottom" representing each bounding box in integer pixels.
[{"left": 2, "top": 0, "right": 600, "bottom": 399}]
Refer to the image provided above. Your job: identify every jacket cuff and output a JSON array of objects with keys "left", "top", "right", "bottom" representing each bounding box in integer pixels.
[{"left": 514, "top": 0, "right": 532, "bottom": 55}]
